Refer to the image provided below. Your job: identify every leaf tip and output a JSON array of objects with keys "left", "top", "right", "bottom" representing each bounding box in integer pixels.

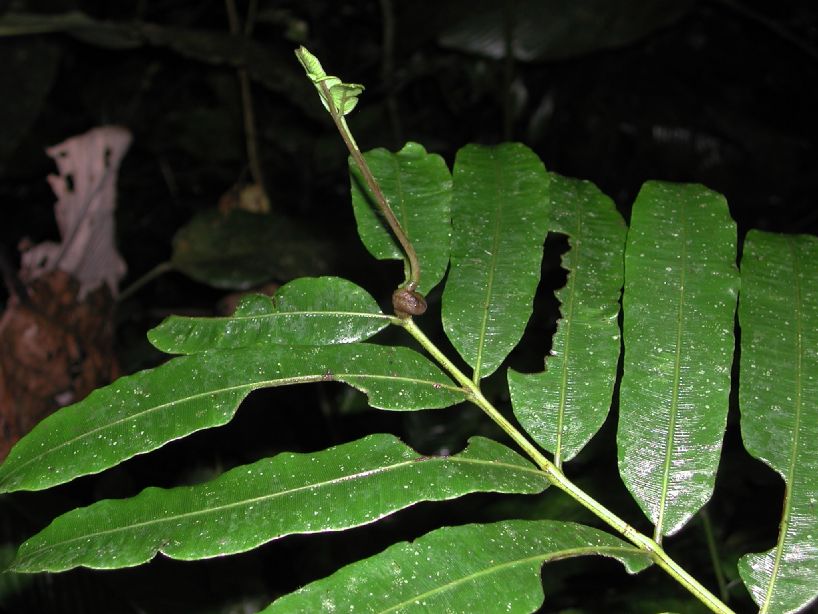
[{"left": 294, "top": 46, "right": 322, "bottom": 79}]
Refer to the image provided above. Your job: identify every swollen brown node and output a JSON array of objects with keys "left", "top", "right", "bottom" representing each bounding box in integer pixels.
[{"left": 392, "top": 288, "right": 427, "bottom": 318}]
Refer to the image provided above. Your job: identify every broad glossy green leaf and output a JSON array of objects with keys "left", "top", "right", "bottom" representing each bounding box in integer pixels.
[
  {"left": 737, "top": 231, "right": 818, "bottom": 613},
  {"left": 350, "top": 142, "right": 452, "bottom": 295},
  {"left": 148, "top": 277, "right": 392, "bottom": 353},
  {"left": 617, "top": 182, "right": 739, "bottom": 538},
  {"left": 262, "top": 520, "right": 650, "bottom": 613},
  {"left": 10, "top": 435, "right": 546, "bottom": 572},
  {"left": 509, "top": 175, "right": 625, "bottom": 465},
  {"left": 442, "top": 143, "right": 550, "bottom": 379},
  {"left": 170, "top": 209, "right": 332, "bottom": 290},
  {"left": 0, "top": 345, "right": 463, "bottom": 493}
]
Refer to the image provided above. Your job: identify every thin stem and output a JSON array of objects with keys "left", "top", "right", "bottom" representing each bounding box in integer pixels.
[
  {"left": 549, "top": 470, "right": 732, "bottom": 614},
  {"left": 378, "top": 0, "right": 403, "bottom": 148},
  {"left": 244, "top": 0, "right": 258, "bottom": 36},
  {"left": 402, "top": 318, "right": 545, "bottom": 465},
  {"left": 317, "top": 80, "right": 421, "bottom": 292},
  {"left": 237, "top": 67, "right": 265, "bottom": 192},
  {"left": 399, "top": 318, "right": 735, "bottom": 614},
  {"left": 700, "top": 507, "right": 730, "bottom": 603},
  {"left": 225, "top": 0, "right": 267, "bottom": 199},
  {"left": 117, "top": 261, "right": 173, "bottom": 302},
  {"left": 224, "top": 0, "right": 239, "bottom": 31}
]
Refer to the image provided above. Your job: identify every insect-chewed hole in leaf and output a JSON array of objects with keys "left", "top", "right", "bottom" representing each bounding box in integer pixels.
[
  {"left": 505, "top": 232, "right": 569, "bottom": 374},
  {"left": 715, "top": 416, "right": 783, "bottom": 553}
]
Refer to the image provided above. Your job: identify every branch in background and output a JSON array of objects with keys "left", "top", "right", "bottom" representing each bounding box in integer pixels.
[
  {"left": 378, "top": 0, "right": 403, "bottom": 148},
  {"left": 713, "top": 0, "right": 818, "bottom": 64},
  {"left": 225, "top": 0, "right": 267, "bottom": 202},
  {"left": 502, "top": 0, "right": 515, "bottom": 141}
]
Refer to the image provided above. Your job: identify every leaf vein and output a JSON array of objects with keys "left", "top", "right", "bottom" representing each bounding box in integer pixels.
[{"left": 761, "top": 237, "right": 804, "bottom": 612}]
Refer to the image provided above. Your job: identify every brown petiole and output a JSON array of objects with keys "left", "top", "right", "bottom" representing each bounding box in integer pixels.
[{"left": 316, "top": 80, "right": 426, "bottom": 317}]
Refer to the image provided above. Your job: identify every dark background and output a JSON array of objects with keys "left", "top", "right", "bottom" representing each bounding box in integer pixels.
[{"left": 1, "top": 0, "right": 817, "bottom": 612}]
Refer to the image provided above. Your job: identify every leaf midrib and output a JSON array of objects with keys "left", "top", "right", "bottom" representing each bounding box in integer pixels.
[
  {"left": 165, "top": 309, "right": 392, "bottom": 324},
  {"left": 15, "top": 455, "right": 546, "bottom": 567},
  {"left": 654, "top": 204, "right": 687, "bottom": 539},
  {"left": 555, "top": 211, "right": 583, "bottom": 466},
  {"left": 376, "top": 545, "right": 645, "bottom": 614},
  {"left": 0, "top": 370, "right": 463, "bottom": 490},
  {"left": 760, "top": 237, "right": 804, "bottom": 612},
  {"left": 473, "top": 153, "right": 504, "bottom": 382}
]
